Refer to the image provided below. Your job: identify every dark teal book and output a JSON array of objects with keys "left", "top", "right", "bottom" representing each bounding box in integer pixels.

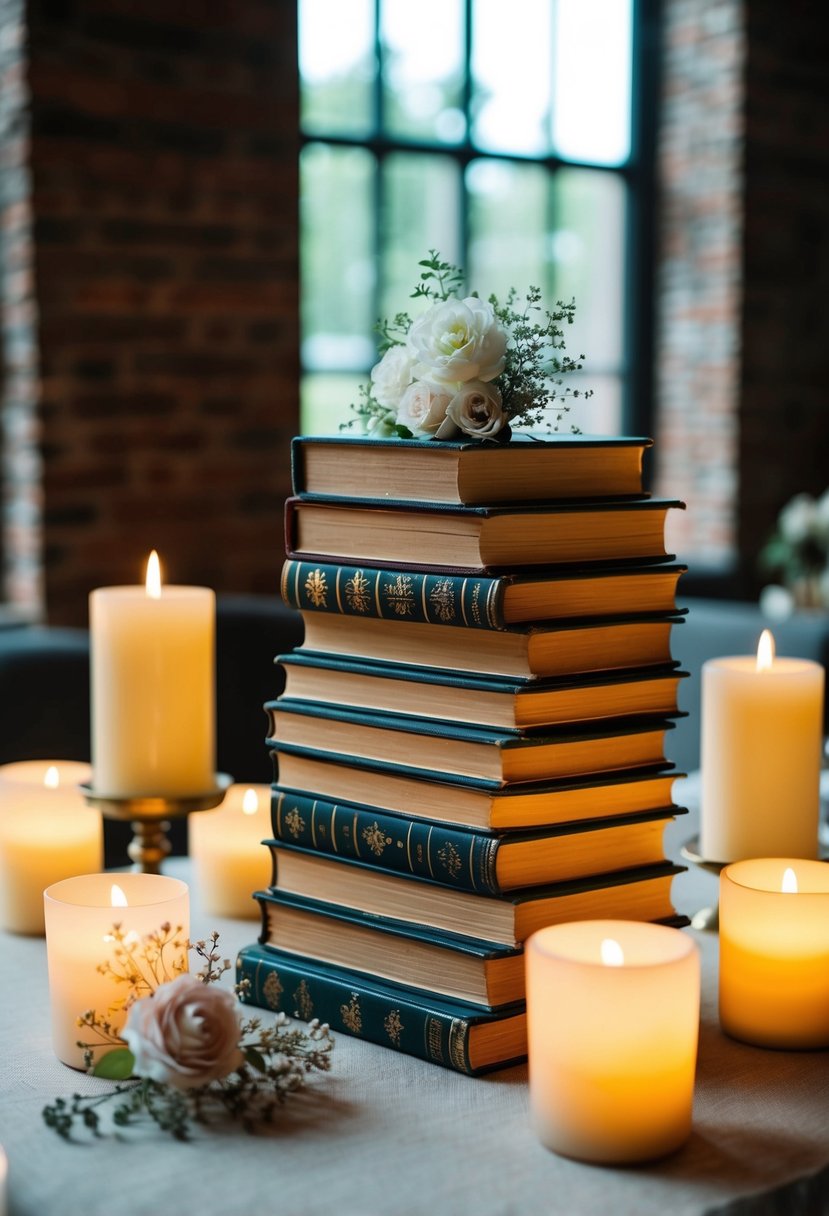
[
  {"left": 266, "top": 697, "right": 680, "bottom": 785},
  {"left": 277, "top": 651, "right": 688, "bottom": 731},
  {"left": 236, "top": 943, "right": 527, "bottom": 1075},
  {"left": 270, "top": 788, "right": 686, "bottom": 894},
  {"left": 290, "top": 432, "right": 652, "bottom": 505},
  {"left": 285, "top": 494, "right": 685, "bottom": 571},
  {"left": 273, "top": 748, "right": 683, "bottom": 831},
  {"left": 266, "top": 845, "right": 685, "bottom": 948},
  {"left": 280, "top": 557, "right": 686, "bottom": 629},
  {"left": 256, "top": 880, "right": 687, "bottom": 1006}
]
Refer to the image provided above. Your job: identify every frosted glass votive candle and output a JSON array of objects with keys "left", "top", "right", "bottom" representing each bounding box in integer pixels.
[{"left": 189, "top": 784, "right": 271, "bottom": 918}]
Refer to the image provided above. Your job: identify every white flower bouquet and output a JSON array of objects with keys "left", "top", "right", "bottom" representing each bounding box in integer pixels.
[{"left": 759, "top": 488, "right": 829, "bottom": 614}]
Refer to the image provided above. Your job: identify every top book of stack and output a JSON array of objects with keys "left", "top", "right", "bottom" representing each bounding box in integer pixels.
[{"left": 291, "top": 434, "right": 653, "bottom": 506}]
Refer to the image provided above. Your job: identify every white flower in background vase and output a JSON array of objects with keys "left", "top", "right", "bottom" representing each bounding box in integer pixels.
[
  {"left": 395, "top": 381, "right": 454, "bottom": 436},
  {"left": 778, "top": 492, "right": 818, "bottom": 545},
  {"left": 814, "top": 487, "right": 829, "bottom": 545},
  {"left": 444, "top": 380, "right": 507, "bottom": 439},
  {"left": 408, "top": 296, "right": 508, "bottom": 385},
  {"left": 370, "top": 345, "right": 415, "bottom": 409}
]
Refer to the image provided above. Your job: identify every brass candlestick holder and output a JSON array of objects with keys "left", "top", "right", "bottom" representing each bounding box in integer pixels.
[{"left": 82, "top": 774, "right": 233, "bottom": 874}]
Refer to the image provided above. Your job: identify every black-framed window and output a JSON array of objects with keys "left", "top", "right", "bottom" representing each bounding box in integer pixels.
[{"left": 298, "top": 0, "right": 658, "bottom": 438}]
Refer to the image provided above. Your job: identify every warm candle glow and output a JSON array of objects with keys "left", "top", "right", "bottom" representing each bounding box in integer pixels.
[
  {"left": 600, "top": 937, "right": 624, "bottom": 967},
  {"left": 110, "top": 883, "right": 128, "bottom": 907},
  {"left": 145, "top": 550, "right": 162, "bottom": 600},
  {"left": 756, "top": 629, "right": 775, "bottom": 672},
  {"left": 242, "top": 788, "right": 259, "bottom": 816},
  {"left": 43, "top": 765, "right": 59, "bottom": 790},
  {"left": 782, "top": 866, "right": 798, "bottom": 894}
]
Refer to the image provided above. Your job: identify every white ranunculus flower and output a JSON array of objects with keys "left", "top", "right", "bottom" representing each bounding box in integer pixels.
[
  {"left": 122, "top": 974, "right": 244, "bottom": 1091},
  {"left": 370, "top": 345, "right": 415, "bottom": 409},
  {"left": 445, "top": 380, "right": 507, "bottom": 439},
  {"left": 778, "top": 493, "right": 817, "bottom": 545},
  {"left": 396, "top": 380, "right": 454, "bottom": 436},
  {"left": 408, "top": 297, "right": 508, "bottom": 385}
]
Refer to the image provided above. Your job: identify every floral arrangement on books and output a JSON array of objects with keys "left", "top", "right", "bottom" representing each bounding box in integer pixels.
[
  {"left": 43, "top": 928, "right": 333, "bottom": 1141},
  {"left": 346, "top": 250, "right": 591, "bottom": 442},
  {"left": 758, "top": 487, "right": 829, "bottom": 615}
]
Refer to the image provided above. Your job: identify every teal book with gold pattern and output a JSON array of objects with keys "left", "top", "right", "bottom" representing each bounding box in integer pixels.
[{"left": 236, "top": 942, "right": 527, "bottom": 1076}]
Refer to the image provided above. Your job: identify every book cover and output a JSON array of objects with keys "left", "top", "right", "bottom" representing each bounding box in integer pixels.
[
  {"left": 280, "top": 557, "right": 687, "bottom": 629},
  {"left": 269, "top": 788, "right": 686, "bottom": 895},
  {"left": 237, "top": 942, "right": 528, "bottom": 1075}
]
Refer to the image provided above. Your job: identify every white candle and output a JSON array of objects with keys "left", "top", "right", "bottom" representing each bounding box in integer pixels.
[
  {"left": 90, "top": 551, "right": 215, "bottom": 797},
  {"left": 44, "top": 872, "right": 189, "bottom": 1068},
  {"left": 720, "top": 857, "right": 829, "bottom": 1048},
  {"left": 701, "top": 630, "right": 824, "bottom": 862},
  {"left": 189, "top": 784, "right": 271, "bottom": 918},
  {"left": 0, "top": 1143, "right": 6, "bottom": 1216},
  {"left": 0, "top": 761, "right": 101, "bottom": 935},
  {"left": 526, "top": 920, "right": 700, "bottom": 1164}
]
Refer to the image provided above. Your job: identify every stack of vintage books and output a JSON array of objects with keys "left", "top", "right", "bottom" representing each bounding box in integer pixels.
[{"left": 238, "top": 433, "right": 689, "bottom": 1074}]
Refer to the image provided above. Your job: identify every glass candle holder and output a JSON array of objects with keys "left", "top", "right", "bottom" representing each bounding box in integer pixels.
[
  {"left": 719, "top": 857, "right": 829, "bottom": 1048},
  {"left": 526, "top": 919, "right": 700, "bottom": 1164}
]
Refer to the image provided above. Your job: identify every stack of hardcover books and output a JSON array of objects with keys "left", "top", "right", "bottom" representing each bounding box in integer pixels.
[{"left": 238, "top": 434, "right": 689, "bottom": 1075}]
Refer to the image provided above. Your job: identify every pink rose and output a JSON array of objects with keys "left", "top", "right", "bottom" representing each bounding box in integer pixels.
[
  {"left": 122, "top": 975, "right": 244, "bottom": 1090},
  {"left": 445, "top": 380, "right": 507, "bottom": 438},
  {"left": 396, "top": 380, "right": 454, "bottom": 435}
]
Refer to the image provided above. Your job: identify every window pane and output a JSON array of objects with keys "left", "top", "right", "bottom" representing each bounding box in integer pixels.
[
  {"left": 299, "top": 0, "right": 375, "bottom": 137},
  {"left": 565, "top": 373, "right": 623, "bottom": 436},
  {"left": 471, "top": 0, "right": 552, "bottom": 155},
  {"left": 466, "top": 159, "right": 552, "bottom": 300},
  {"left": 381, "top": 154, "right": 462, "bottom": 321},
  {"left": 301, "top": 372, "right": 366, "bottom": 436},
  {"left": 552, "top": 168, "right": 625, "bottom": 371},
  {"left": 552, "top": 0, "right": 632, "bottom": 165},
  {"left": 300, "top": 144, "right": 376, "bottom": 372},
  {"left": 381, "top": 0, "right": 466, "bottom": 143}
]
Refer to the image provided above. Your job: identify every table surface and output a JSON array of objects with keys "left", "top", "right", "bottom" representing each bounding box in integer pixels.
[{"left": 1, "top": 779, "right": 829, "bottom": 1216}]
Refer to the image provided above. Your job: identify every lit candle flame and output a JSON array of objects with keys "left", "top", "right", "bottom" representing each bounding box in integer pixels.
[
  {"left": 242, "top": 788, "right": 259, "bottom": 816},
  {"left": 782, "top": 867, "right": 798, "bottom": 894},
  {"left": 146, "top": 550, "right": 162, "bottom": 600},
  {"left": 110, "top": 884, "right": 128, "bottom": 907},
  {"left": 600, "top": 938, "right": 625, "bottom": 967},
  {"left": 756, "top": 629, "right": 775, "bottom": 672},
  {"left": 44, "top": 765, "right": 60, "bottom": 790}
]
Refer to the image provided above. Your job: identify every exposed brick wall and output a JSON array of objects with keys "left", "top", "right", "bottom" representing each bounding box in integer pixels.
[{"left": 20, "top": 0, "right": 299, "bottom": 625}]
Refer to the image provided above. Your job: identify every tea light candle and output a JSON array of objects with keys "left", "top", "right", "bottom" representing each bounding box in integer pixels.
[
  {"left": 90, "top": 551, "right": 215, "bottom": 798},
  {"left": 44, "top": 871, "right": 189, "bottom": 1068},
  {"left": 719, "top": 857, "right": 829, "bottom": 1048},
  {"left": 701, "top": 630, "right": 824, "bottom": 862},
  {"left": 189, "top": 784, "right": 271, "bottom": 918},
  {"left": 0, "top": 761, "right": 101, "bottom": 935},
  {"left": 526, "top": 920, "right": 700, "bottom": 1164}
]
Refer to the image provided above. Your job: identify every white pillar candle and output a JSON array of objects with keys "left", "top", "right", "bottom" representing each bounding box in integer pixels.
[
  {"left": 44, "top": 872, "right": 189, "bottom": 1068},
  {"left": 526, "top": 920, "right": 700, "bottom": 1164},
  {"left": 0, "top": 761, "right": 101, "bottom": 935},
  {"left": 0, "top": 1143, "right": 6, "bottom": 1216},
  {"left": 189, "top": 784, "right": 271, "bottom": 918},
  {"left": 701, "top": 630, "right": 824, "bottom": 863},
  {"left": 719, "top": 857, "right": 829, "bottom": 1048},
  {"left": 90, "top": 551, "right": 215, "bottom": 798}
]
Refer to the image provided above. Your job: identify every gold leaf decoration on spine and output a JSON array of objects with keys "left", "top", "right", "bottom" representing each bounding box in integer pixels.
[
  {"left": 362, "top": 821, "right": 392, "bottom": 857},
  {"left": 284, "top": 807, "right": 305, "bottom": 838},
  {"left": 304, "top": 568, "right": 328, "bottom": 607},
  {"left": 293, "top": 980, "right": 314, "bottom": 1021},
  {"left": 384, "top": 573, "right": 415, "bottom": 617},
  {"left": 340, "top": 993, "right": 363, "bottom": 1034},
  {"left": 263, "top": 970, "right": 283, "bottom": 1011},
  {"left": 448, "top": 1019, "right": 469, "bottom": 1074},
  {"left": 429, "top": 578, "right": 456, "bottom": 622},
  {"left": 438, "top": 841, "right": 462, "bottom": 880},
  {"left": 384, "top": 1009, "right": 404, "bottom": 1047},
  {"left": 345, "top": 569, "right": 371, "bottom": 613}
]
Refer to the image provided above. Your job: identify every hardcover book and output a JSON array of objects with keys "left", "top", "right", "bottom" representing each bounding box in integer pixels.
[
  {"left": 285, "top": 496, "right": 685, "bottom": 571},
  {"left": 237, "top": 942, "right": 527, "bottom": 1075},
  {"left": 297, "top": 609, "right": 685, "bottom": 679},
  {"left": 266, "top": 699, "right": 679, "bottom": 784},
  {"left": 291, "top": 433, "right": 653, "bottom": 505},
  {"left": 281, "top": 557, "right": 686, "bottom": 627},
  {"left": 277, "top": 652, "right": 688, "bottom": 731},
  {"left": 269, "top": 790, "right": 685, "bottom": 894},
  {"left": 272, "top": 749, "right": 682, "bottom": 830}
]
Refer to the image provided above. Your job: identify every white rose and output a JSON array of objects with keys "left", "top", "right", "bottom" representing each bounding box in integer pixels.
[
  {"left": 408, "top": 297, "right": 507, "bottom": 385},
  {"left": 778, "top": 493, "right": 817, "bottom": 545},
  {"left": 445, "top": 380, "right": 507, "bottom": 438},
  {"left": 395, "top": 380, "right": 454, "bottom": 436},
  {"left": 122, "top": 974, "right": 244, "bottom": 1091},
  {"left": 370, "top": 346, "right": 415, "bottom": 409}
]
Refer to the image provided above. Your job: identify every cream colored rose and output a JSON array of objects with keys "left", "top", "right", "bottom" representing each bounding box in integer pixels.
[
  {"left": 395, "top": 380, "right": 454, "bottom": 436},
  {"left": 408, "top": 297, "right": 507, "bottom": 385},
  {"left": 122, "top": 974, "right": 244, "bottom": 1090},
  {"left": 446, "top": 380, "right": 507, "bottom": 438},
  {"left": 370, "top": 345, "right": 415, "bottom": 409}
]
